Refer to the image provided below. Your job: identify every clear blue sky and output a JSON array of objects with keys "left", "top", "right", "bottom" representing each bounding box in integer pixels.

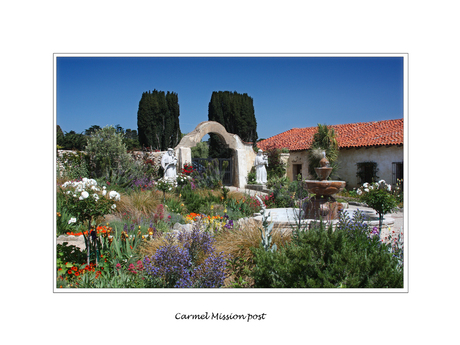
[{"left": 56, "top": 55, "right": 404, "bottom": 140}]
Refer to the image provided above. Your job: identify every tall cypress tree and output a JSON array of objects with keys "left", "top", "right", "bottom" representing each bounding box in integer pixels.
[
  {"left": 137, "top": 90, "right": 181, "bottom": 150},
  {"left": 208, "top": 91, "right": 257, "bottom": 157}
]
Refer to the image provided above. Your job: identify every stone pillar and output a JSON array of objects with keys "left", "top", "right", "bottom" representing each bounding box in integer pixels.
[
  {"left": 280, "top": 152, "right": 290, "bottom": 178},
  {"left": 235, "top": 149, "right": 248, "bottom": 188},
  {"left": 177, "top": 147, "right": 191, "bottom": 169}
]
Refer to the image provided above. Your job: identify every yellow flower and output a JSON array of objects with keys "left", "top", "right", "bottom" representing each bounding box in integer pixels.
[
  {"left": 224, "top": 209, "right": 227, "bottom": 213},
  {"left": 210, "top": 205, "right": 214, "bottom": 210}
]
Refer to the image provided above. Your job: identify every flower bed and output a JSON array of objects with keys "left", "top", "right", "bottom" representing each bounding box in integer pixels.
[{"left": 57, "top": 171, "right": 404, "bottom": 289}]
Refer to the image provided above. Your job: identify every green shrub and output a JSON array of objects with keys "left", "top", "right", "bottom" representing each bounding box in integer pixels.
[
  {"left": 181, "top": 184, "right": 206, "bottom": 214},
  {"left": 250, "top": 211, "right": 403, "bottom": 288},
  {"left": 56, "top": 191, "right": 83, "bottom": 235},
  {"left": 266, "top": 177, "right": 308, "bottom": 208},
  {"left": 247, "top": 166, "right": 257, "bottom": 184},
  {"left": 308, "top": 124, "right": 340, "bottom": 180},
  {"left": 85, "top": 126, "right": 132, "bottom": 180},
  {"left": 266, "top": 148, "right": 286, "bottom": 179}
]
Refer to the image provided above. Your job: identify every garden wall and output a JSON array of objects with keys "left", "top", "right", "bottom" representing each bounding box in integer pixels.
[{"left": 56, "top": 149, "right": 167, "bottom": 177}]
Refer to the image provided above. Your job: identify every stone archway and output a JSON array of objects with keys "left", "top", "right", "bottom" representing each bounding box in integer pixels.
[{"left": 175, "top": 121, "right": 256, "bottom": 188}]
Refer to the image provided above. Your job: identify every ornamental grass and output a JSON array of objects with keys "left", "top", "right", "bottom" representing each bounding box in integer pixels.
[
  {"left": 214, "top": 219, "right": 292, "bottom": 287},
  {"left": 214, "top": 219, "right": 291, "bottom": 262},
  {"left": 136, "top": 234, "right": 169, "bottom": 258},
  {"left": 114, "top": 190, "right": 163, "bottom": 221}
]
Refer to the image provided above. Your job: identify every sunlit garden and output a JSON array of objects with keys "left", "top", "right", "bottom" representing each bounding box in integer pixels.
[{"left": 56, "top": 126, "right": 404, "bottom": 289}]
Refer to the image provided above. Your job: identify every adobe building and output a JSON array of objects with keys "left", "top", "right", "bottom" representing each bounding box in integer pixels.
[{"left": 257, "top": 118, "right": 404, "bottom": 189}]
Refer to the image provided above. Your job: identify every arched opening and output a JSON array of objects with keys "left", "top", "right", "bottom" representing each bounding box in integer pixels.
[
  {"left": 191, "top": 133, "right": 234, "bottom": 186},
  {"left": 175, "top": 121, "right": 256, "bottom": 188}
]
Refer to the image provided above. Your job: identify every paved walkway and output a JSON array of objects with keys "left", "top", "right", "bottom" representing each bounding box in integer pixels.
[
  {"left": 227, "top": 186, "right": 268, "bottom": 197},
  {"left": 228, "top": 186, "right": 403, "bottom": 231}
]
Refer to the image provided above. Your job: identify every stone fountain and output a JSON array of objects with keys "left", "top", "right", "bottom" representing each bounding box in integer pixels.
[{"left": 303, "top": 152, "right": 346, "bottom": 220}]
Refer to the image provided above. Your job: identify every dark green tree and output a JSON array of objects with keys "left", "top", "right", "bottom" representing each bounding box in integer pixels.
[
  {"left": 57, "top": 125, "right": 65, "bottom": 148},
  {"left": 62, "top": 130, "right": 87, "bottom": 150},
  {"left": 123, "top": 128, "right": 140, "bottom": 150},
  {"left": 84, "top": 125, "right": 101, "bottom": 136},
  {"left": 137, "top": 90, "right": 181, "bottom": 151},
  {"left": 208, "top": 91, "right": 257, "bottom": 158}
]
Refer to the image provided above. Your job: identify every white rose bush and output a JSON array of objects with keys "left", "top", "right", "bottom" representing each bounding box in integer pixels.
[
  {"left": 60, "top": 177, "right": 121, "bottom": 265},
  {"left": 156, "top": 177, "right": 177, "bottom": 202},
  {"left": 356, "top": 180, "right": 398, "bottom": 233}
]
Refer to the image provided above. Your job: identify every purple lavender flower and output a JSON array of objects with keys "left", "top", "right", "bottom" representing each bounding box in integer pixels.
[{"left": 143, "top": 227, "right": 227, "bottom": 288}]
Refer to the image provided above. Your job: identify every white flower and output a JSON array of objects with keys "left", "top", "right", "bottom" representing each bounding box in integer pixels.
[
  {"left": 93, "top": 193, "right": 99, "bottom": 201},
  {"left": 68, "top": 217, "right": 77, "bottom": 224},
  {"left": 363, "top": 182, "right": 369, "bottom": 188},
  {"left": 109, "top": 190, "right": 120, "bottom": 201},
  {"left": 102, "top": 190, "right": 107, "bottom": 196},
  {"left": 81, "top": 191, "right": 89, "bottom": 199},
  {"left": 387, "top": 184, "right": 391, "bottom": 191},
  {"left": 357, "top": 189, "right": 362, "bottom": 195},
  {"left": 111, "top": 204, "right": 117, "bottom": 209},
  {"left": 364, "top": 188, "right": 369, "bottom": 193}
]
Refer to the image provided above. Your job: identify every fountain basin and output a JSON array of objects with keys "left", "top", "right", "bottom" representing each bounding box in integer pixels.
[
  {"left": 314, "top": 167, "right": 333, "bottom": 180},
  {"left": 303, "top": 180, "right": 346, "bottom": 196}
]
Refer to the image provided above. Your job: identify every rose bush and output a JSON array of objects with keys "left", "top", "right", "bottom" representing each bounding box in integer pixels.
[
  {"left": 356, "top": 180, "right": 398, "bottom": 233},
  {"left": 59, "top": 177, "right": 120, "bottom": 264}
]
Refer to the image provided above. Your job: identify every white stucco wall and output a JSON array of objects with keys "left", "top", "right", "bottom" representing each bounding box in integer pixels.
[
  {"left": 285, "top": 145, "right": 403, "bottom": 189},
  {"left": 336, "top": 146, "right": 403, "bottom": 189},
  {"left": 286, "top": 151, "right": 312, "bottom": 180}
]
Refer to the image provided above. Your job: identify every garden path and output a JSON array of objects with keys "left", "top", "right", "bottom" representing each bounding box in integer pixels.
[{"left": 227, "top": 186, "right": 268, "bottom": 197}]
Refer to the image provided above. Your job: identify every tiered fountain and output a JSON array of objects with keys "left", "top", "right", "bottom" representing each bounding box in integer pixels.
[{"left": 303, "top": 152, "right": 346, "bottom": 220}]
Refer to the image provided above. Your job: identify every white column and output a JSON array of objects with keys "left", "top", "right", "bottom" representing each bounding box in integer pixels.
[
  {"left": 235, "top": 149, "right": 247, "bottom": 188},
  {"left": 177, "top": 147, "right": 191, "bottom": 169}
]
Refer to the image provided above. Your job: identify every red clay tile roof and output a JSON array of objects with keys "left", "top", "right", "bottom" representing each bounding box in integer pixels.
[{"left": 258, "top": 118, "right": 403, "bottom": 151}]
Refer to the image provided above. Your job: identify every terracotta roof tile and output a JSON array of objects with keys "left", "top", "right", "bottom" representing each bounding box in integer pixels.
[{"left": 258, "top": 118, "right": 403, "bottom": 151}]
